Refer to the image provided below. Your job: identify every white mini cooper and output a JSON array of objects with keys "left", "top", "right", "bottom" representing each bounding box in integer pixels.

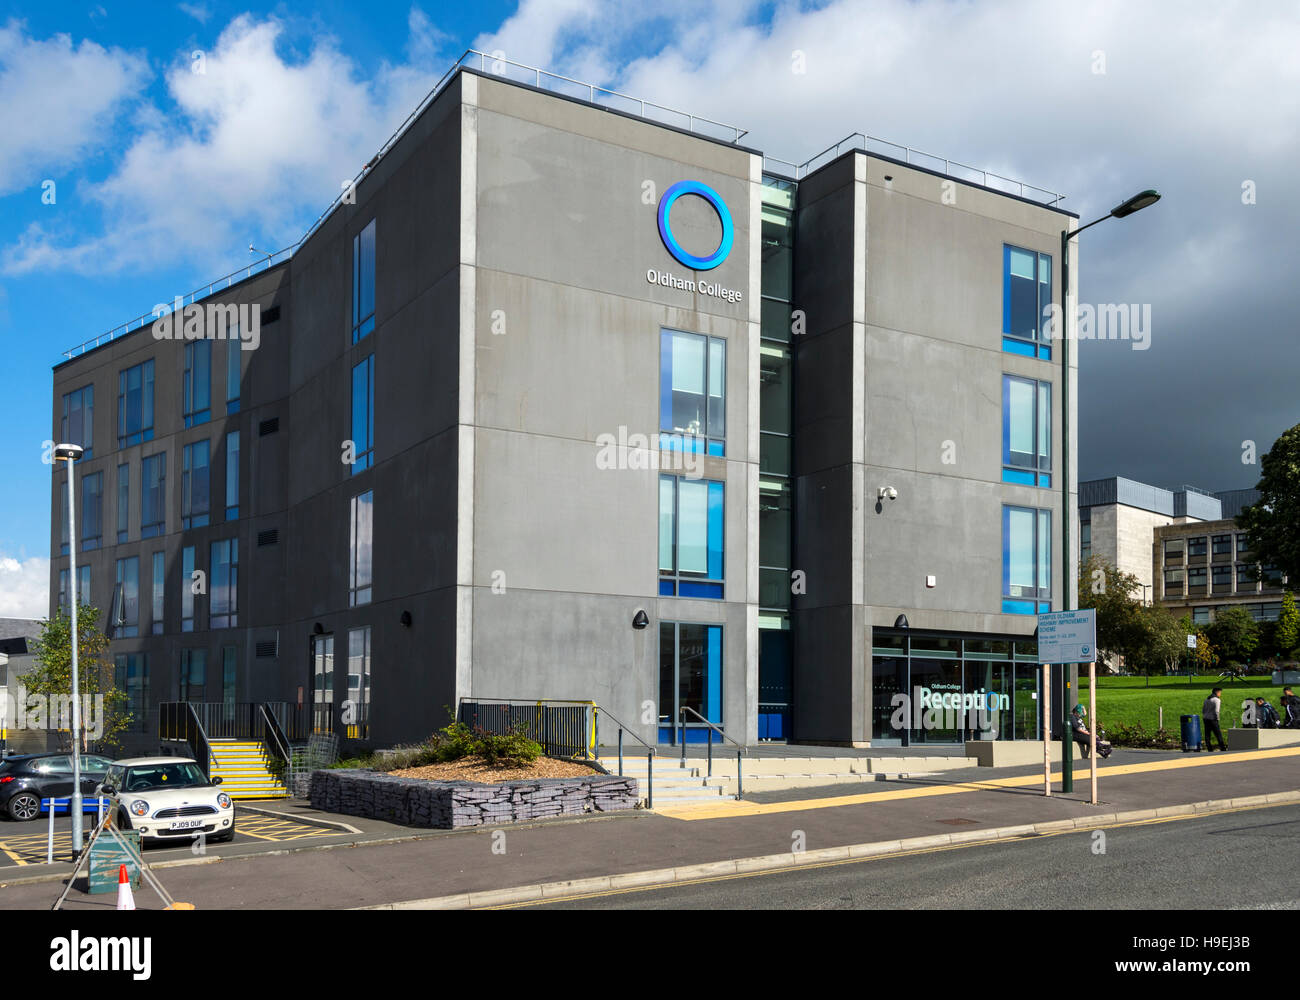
[{"left": 97, "top": 757, "right": 235, "bottom": 844}]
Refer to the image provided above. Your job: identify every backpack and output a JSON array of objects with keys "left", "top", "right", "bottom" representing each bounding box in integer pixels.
[{"left": 1286, "top": 699, "right": 1300, "bottom": 728}]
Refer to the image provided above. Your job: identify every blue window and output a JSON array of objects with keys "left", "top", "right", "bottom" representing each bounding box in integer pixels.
[
  {"left": 59, "top": 479, "right": 70, "bottom": 555},
  {"left": 352, "top": 219, "right": 376, "bottom": 342},
  {"left": 659, "top": 476, "right": 724, "bottom": 598},
  {"left": 225, "top": 431, "right": 240, "bottom": 520},
  {"left": 118, "top": 360, "right": 155, "bottom": 446},
  {"left": 181, "top": 545, "right": 196, "bottom": 632},
  {"left": 152, "top": 550, "right": 164, "bottom": 635},
  {"left": 1002, "top": 375, "right": 1051, "bottom": 487},
  {"left": 114, "top": 556, "right": 139, "bottom": 638},
  {"left": 1003, "top": 245, "right": 1053, "bottom": 360},
  {"left": 181, "top": 440, "right": 210, "bottom": 529},
  {"left": 1002, "top": 505, "right": 1051, "bottom": 615},
  {"left": 351, "top": 355, "right": 374, "bottom": 473},
  {"left": 57, "top": 566, "right": 91, "bottom": 611},
  {"left": 658, "top": 621, "right": 724, "bottom": 743},
  {"left": 183, "top": 341, "right": 211, "bottom": 427},
  {"left": 660, "top": 329, "right": 725, "bottom": 457},
  {"left": 61, "top": 385, "right": 94, "bottom": 460},
  {"left": 141, "top": 453, "right": 166, "bottom": 538},
  {"left": 349, "top": 491, "right": 373, "bottom": 607},
  {"left": 81, "top": 471, "right": 103, "bottom": 550},
  {"left": 116, "top": 463, "right": 129, "bottom": 543},
  {"left": 226, "top": 342, "right": 241, "bottom": 415},
  {"left": 210, "top": 538, "right": 238, "bottom": 629}
]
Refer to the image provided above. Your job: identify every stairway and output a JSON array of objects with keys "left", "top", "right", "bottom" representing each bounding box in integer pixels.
[{"left": 208, "top": 739, "right": 290, "bottom": 799}]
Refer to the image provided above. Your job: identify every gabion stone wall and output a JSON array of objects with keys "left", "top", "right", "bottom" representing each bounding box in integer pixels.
[{"left": 309, "top": 770, "right": 638, "bottom": 828}]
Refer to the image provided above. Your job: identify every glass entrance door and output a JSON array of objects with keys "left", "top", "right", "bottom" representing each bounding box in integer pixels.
[{"left": 311, "top": 634, "right": 335, "bottom": 735}]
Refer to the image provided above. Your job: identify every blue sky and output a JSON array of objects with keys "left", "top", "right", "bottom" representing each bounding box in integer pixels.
[{"left": 1, "top": 0, "right": 1296, "bottom": 616}]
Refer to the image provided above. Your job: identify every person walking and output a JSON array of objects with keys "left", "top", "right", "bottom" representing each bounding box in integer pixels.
[
  {"left": 1202, "top": 686, "right": 1227, "bottom": 751},
  {"left": 1281, "top": 687, "right": 1300, "bottom": 729}
]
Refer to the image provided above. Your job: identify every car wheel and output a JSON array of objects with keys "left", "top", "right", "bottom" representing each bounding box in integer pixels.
[
  {"left": 7, "top": 792, "right": 41, "bottom": 822},
  {"left": 212, "top": 826, "right": 235, "bottom": 843}
]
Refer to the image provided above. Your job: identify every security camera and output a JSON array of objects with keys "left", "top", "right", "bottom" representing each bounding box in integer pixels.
[{"left": 878, "top": 486, "right": 898, "bottom": 501}]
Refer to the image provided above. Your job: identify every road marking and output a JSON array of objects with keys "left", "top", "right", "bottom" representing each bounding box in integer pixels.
[
  {"left": 487, "top": 799, "right": 1298, "bottom": 908},
  {"left": 654, "top": 747, "right": 1300, "bottom": 820}
]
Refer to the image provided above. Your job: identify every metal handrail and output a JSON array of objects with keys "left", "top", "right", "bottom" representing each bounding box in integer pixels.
[
  {"left": 591, "top": 706, "right": 656, "bottom": 811},
  {"left": 258, "top": 703, "right": 293, "bottom": 791},
  {"left": 679, "top": 706, "right": 743, "bottom": 798}
]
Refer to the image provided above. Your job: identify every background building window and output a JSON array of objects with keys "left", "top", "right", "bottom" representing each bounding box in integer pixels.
[
  {"left": 179, "top": 649, "right": 206, "bottom": 702},
  {"left": 1192, "top": 607, "right": 1211, "bottom": 625},
  {"left": 1188, "top": 566, "right": 1207, "bottom": 594},
  {"left": 351, "top": 355, "right": 375, "bottom": 473},
  {"left": 152, "top": 550, "right": 164, "bottom": 635},
  {"left": 1212, "top": 565, "right": 1233, "bottom": 593},
  {"left": 114, "top": 654, "right": 149, "bottom": 733},
  {"left": 116, "top": 463, "right": 129, "bottom": 543},
  {"left": 181, "top": 545, "right": 196, "bottom": 631},
  {"left": 58, "top": 479, "right": 69, "bottom": 555},
  {"left": 1002, "top": 505, "right": 1051, "bottom": 614},
  {"left": 225, "top": 431, "right": 240, "bottom": 520},
  {"left": 181, "top": 440, "right": 211, "bottom": 529},
  {"left": 81, "top": 471, "right": 103, "bottom": 550},
  {"left": 352, "top": 219, "right": 376, "bottom": 342},
  {"left": 114, "top": 556, "right": 139, "bottom": 637},
  {"left": 1165, "top": 567, "right": 1186, "bottom": 596},
  {"left": 659, "top": 476, "right": 724, "bottom": 598},
  {"left": 1188, "top": 536, "right": 1207, "bottom": 558},
  {"left": 117, "top": 360, "right": 155, "bottom": 446},
  {"left": 57, "top": 567, "right": 89, "bottom": 612},
  {"left": 1003, "top": 245, "right": 1052, "bottom": 359},
  {"left": 1080, "top": 520, "right": 1092, "bottom": 563},
  {"left": 1164, "top": 538, "right": 1184, "bottom": 563},
  {"left": 209, "top": 538, "right": 238, "bottom": 628},
  {"left": 1212, "top": 534, "right": 1232, "bottom": 556},
  {"left": 1002, "top": 375, "right": 1051, "bottom": 486},
  {"left": 222, "top": 647, "right": 237, "bottom": 721},
  {"left": 61, "top": 385, "right": 94, "bottom": 459},
  {"left": 349, "top": 491, "right": 373, "bottom": 606},
  {"left": 347, "top": 626, "right": 371, "bottom": 740},
  {"left": 226, "top": 341, "right": 241, "bottom": 415},
  {"left": 141, "top": 453, "right": 166, "bottom": 537},
  {"left": 660, "top": 329, "right": 725, "bottom": 456},
  {"left": 182, "top": 341, "right": 211, "bottom": 427}
]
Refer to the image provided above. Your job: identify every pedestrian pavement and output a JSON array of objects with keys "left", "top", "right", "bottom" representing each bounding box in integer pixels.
[{"left": 2, "top": 744, "right": 1296, "bottom": 909}]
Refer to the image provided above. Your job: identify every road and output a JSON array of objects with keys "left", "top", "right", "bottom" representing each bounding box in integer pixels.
[{"left": 521, "top": 803, "right": 1300, "bottom": 909}]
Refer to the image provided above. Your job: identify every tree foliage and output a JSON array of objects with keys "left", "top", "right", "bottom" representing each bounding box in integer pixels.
[
  {"left": 1276, "top": 591, "right": 1299, "bottom": 656},
  {"left": 1237, "top": 423, "right": 1300, "bottom": 586},
  {"left": 1207, "top": 605, "right": 1261, "bottom": 663},
  {"left": 1078, "top": 555, "right": 1146, "bottom": 667},
  {"left": 27, "top": 605, "right": 131, "bottom": 751}
]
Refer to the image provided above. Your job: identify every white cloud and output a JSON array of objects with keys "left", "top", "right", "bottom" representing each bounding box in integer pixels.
[
  {"left": 0, "top": 20, "right": 150, "bottom": 196},
  {"left": 0, "top": 555, "right": 49, "bottom": 621},
  {"left": 179, "top": 2, "right": 210, "bottom": 24}
]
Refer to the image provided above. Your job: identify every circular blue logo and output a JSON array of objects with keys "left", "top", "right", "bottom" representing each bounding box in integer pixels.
[{"left": 657, "top": 180, "right": 734, "bottom": 271}]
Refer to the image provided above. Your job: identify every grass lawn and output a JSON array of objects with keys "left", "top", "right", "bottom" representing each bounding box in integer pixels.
[{"left": 1077, "top": 674, "right": 1283, "bottom": 731}]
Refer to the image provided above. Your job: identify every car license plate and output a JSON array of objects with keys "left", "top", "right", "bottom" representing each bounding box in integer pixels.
[{"left": 169, "top": 819, "right": 205, "bottom": 830}]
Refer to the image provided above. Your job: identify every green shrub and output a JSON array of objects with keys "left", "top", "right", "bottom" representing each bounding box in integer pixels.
[
  {"left": 1106, "top": 722, "right": 1180, "bottom": 749},
  {"left": 476, "top": 723, "right": 543, "bottom": 767}
]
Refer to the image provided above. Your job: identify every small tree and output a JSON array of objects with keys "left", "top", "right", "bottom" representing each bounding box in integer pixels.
[
  {"left": 1237, "top": 423, "right": 1300, "bottom": 586},
  {"left": 1078, "top": 555, "right": 1146, "bottom": 669},
  {"left": 1276, "top": 591, "right": 1299, "bottom": 657},
  {"left": 1176, "top": 614, "right": 1217, "bottom": 672},
  {"left": 1208, "top": 605, "right": 1261, "bottom": 664},
  {"left": 27, "top": 605, "right": 131, "bottom": 752}
]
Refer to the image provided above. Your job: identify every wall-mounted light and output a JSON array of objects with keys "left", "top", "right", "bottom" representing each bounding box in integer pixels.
[
  {"left": 313, "top": 622, "right": 324, "bottom": 635},
  {"left": 400, "top": 610, "right": 413, "bottom": 628},
  {"left": 877, "top": 486, "right": 898, "bottom": 501},
  {"left": 632, "top": 610, "right": 649, "bottom": 630},
  {"left": 894, "top": 614, "right": 909, "bottom": 629}
]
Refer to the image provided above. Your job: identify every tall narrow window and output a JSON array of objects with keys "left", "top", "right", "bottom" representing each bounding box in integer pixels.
[
  {"left": 181, "top": 440, "right": 210, "bottom": 529},
  {"left": 1002, "top": 505, "right": 1052, "bottom": 615},
  {"left": 226, "top": 340, "right": 241, "bottom": 415},
  {"left": 58, "top": 568, "right": 69, "bottom": 611},
  {"left": 79, "top": 565, "right": 90, "bottom": 608},
  {"left": 182, "top": 340, "right": 212, "bottom": 427},
  {"left": 349, "top": 491, "right": 373, "bottom": 607},
  {"left": 658, "top": 476, "right": 725, "bottom": 598},
  {"left": 59, "top": 478, "right": 69, "bottom": 555},
  {"left": 116, "top": 463, "right": 129, "bottom": 543},
  {"left": 351, "top": 355, "right": 374, "bottom": 473},
  {"left": 179, "top": 649, "right": 206, "bottom": 702},
  {"left": 225, "top": 431, "right": 240, "bottom": 520},
  {"left": 352, "top": 219, "right": 376, "bottom": 342},
  {"left": 81, "top": 471, "right": 103, "bottom": 550},
  {"left": 117, "top": 360, "right": 155, "bottom": 446},
  {"left": 1003, "top": 245, "right": 1053, "bottom": 360},
  {"left": 347, "top": 626, "right": 371, "bottom": 740},
  {"left": 151, "top": 550, "right": 164, "bottom": 635},
  {"left": 141, "top": 453, "right": 166, "bottom": 537},
  {"left": 658, "top": 621, "right": 724, "bottom": 741},
  {"left": 660, "top": 329, "right": 725, "bottom": 456},
  {"left": 61, "top": 385, "right": 94, "bottom": 459},
  {"left": 181, "top": 545, "right": 196, "bottom": 632},
  {"left": 222, "top": 647, "right": 237, "bottom": 720},
  {"left": 114, "top": 556, "right": 139, "bottom": 637},
  {"left": 114, "top": 654, "right": 149, "bottom": 733},
  {"left": 1002, "top": 375, "right": 1052, "bottom": 487},
  {"left": 209, "top": 538, "right": 238, "bottom": 628}
]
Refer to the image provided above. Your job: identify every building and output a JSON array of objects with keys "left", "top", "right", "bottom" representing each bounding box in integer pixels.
[
  {"left": 1155, "top": 519, "right": 1287, "bottom": 626},
  {"left": 0, "top": 618, "right": 45, "bottom": 754},
  {"left": 50, "top": 54, "right": 1083, "bottom": 753}
]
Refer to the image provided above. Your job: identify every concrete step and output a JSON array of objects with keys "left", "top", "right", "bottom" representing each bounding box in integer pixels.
[{"left": 602, "top": 756, "right": 975, "bottom": 777}]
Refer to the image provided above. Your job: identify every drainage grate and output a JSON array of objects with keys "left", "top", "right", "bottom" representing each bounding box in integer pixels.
[{"left": 937, "top": 818, "right": 979, "bottom": 826}]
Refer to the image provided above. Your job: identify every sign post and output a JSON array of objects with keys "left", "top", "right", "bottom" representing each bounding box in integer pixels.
[
  {"left": 1042, "top": 661, "right": 1050, "bottom": 797},
  {"left": 1037, "top": 609, "right": 1098, "bottom": 799}
]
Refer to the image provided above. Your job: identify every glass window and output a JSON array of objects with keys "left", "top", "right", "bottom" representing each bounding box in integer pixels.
[
  {"left": 79, "top": 565, "right": 90, "bottom": 609},
  {"left": 1188, "top": 566, "right": 1207, "bottom": 590},
  {"left": 183, "top": 341, "right": 211, "bottom": 427},
  {"left": 1002, "top": 505, "right": 1051, "bottom": 613},
  {"left": 116, "top": 463, "right": 129, "bottom": 543},
  {"left": 81, "top": 471, "right": 103, "bottom": 550},
  {"left": 351, "top": 355, "right": 375, "bottom": 473},
  {"left": 1165, "top": 567, "right": 1185, "bottom": 595},
  {"left": 226, "top": 341, "right": 241, "bottom": 415},
  {"left": 1188, "top": 536, "right": 1207, "bottom": 557},
  {"left": 181, "top": 440, "right": 211, "bottom": 529},
  {"left": 141, "top": 453, "right": 166, "bottom": 537},
  {"left": 349, "top": 491, "right": 373, "bottom": 607},
  {"left": 152, "top": 550, "right": 164, "bottom": 635},
  {"left": 117, "top": 360, "right": 155, "bottom": 447},
  {"left": 222, "top": 647, "right": 236, "bottom": 720},
  {"left": 1192, "top": 607, "right": 1211, "bottom": 625},
  {"left": 61, "top": 385, "right": 94, "bottom": 459},
  {"left": 1237, "top": 564, "right": 1257, "bottom": 588},
  {"left": 1164, "top": 538, "right": 1184, "bottom": 561},
  {"left": 659, "top": 476, "right": 724, "bottom": 599},
  {"left": 347, "top": 626, "right": 372, "bottom": 740},
  {"left": 181, "top": 545, "right": 196, "bottom": 632},
  {"left": 1002, "top": 375, "right": 1051, "bottom": 485},
  {"left": 761, "top": 205, "right": 793, "bottom": 300},
  {"left": 1236, "top": 533, "right": 1251, "bottom": 557},
  {"left": 352, "top": 219, "right": 376, "bottom": 342},
  {"left": 312, "top": 635, "right": 335, "bottom": 735},
  {"left": 114, "top": 556, "right": 139, "bottom": 637},
  {"left": 58, "top": 568, "right": 68, "bottom": 611},
  {"left": 225, "top": 431, "right": 240, "bottom": 520},
  {"left": 179, "top": 649, "right": 206, "bottom": 702},
  {"left": 658, "top": 621, "right": 724, "bottom": 739},
  {"left": 1212, "top": 565, "right": 1232, "bottom": 591},
  {"left": 1080, "top": 521, "right": 1092, "bottom": 562},
  {"left": 1003, "top": 245, "right": 1053, "bottom": 359},
  {"left": 1212, "top": 535, "right": 1232, "bottom": 556},
  {"left": 58, "top": 478, "right": 69, "bottom": 555},
  {"left": 760, "top": 343, "right": 790, "bottom": 436},
  {"left": 210, "top": 538, "right": 238, "bottom": 629},
  {"left": 115, "top": 653, "right": 149, "bottom": 732},
  {"left": 1262, "top": 565, "right": 1284, "bottom": 589},
  {"left": 660, "top": 329, "right": 725, "bottom": 456}
]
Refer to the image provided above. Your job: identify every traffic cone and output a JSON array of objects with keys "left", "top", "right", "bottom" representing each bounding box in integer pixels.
[{"left": 116, "top": 863, "right": 135, "bottom": 911}]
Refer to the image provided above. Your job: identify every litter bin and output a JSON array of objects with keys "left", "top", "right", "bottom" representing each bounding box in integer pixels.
[{"left": 1180, "top": 714, "right": 1203, "bottom": 752}]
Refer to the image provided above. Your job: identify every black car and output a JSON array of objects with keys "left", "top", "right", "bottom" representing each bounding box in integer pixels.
[{"left": 0, "top": 753, "right": 115, "bottom": 821}]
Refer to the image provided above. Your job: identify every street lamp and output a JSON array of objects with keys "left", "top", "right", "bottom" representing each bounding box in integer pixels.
[
  {"left": 53, "top": 442, "right": 86, "bottom": 851},
  {"left": 1058, "top": 189, "right": 1161, "bottom": 795}
]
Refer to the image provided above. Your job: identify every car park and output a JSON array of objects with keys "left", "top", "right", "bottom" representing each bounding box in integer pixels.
[
  {"left": 0, "top": 753, "right": 114, "bottom": 821},
  {"left": 97, "top": 757, "right": 235, "bottom": 844}
]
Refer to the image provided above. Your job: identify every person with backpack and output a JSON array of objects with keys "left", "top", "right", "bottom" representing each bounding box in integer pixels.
[
  {"left": 1281, "top": 688, "right": 1300, "bottom": 729},
  {"left": 1203, "top": 687, "right": 1227, "bottom": 751},
  {"left": 1254, "top": 697, "right": 1282, "bottom": 729}
]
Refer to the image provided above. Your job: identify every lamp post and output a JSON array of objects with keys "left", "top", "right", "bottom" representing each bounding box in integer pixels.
[
  {"left": 1059, "top": 189, "right": 1161, "bottom": 794},
  {"left": 54, "top": 442, "right": 86, "bottom": 850}
]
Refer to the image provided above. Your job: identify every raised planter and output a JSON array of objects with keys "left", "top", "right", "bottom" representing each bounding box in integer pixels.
[
  {"left": 1272, "top": 671, "right": 1300, "bottom": 686},
  {"left": 1223, "top": 728, "right": 1300, "bottom": 750},
  {"left": 309, "top": 769, "right": 639, "bottom": 828}
]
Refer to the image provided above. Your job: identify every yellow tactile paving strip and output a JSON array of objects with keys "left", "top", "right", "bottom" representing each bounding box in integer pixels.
[
  {"left": 655, "top": 746, "right": 1300, "bottom": 820},
  {"left": 0, "top": 812, "right": 332, "bottom": 866}
]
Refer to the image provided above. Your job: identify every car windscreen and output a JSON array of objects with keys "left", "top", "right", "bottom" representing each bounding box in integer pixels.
[{"left": 122, "top": 763, "right": 209, "bottom": 792}]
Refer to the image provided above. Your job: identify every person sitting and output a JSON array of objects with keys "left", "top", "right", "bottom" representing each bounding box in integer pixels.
[{"left": 1070, "top": 704, "right": 1095, "bottom": 758}]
